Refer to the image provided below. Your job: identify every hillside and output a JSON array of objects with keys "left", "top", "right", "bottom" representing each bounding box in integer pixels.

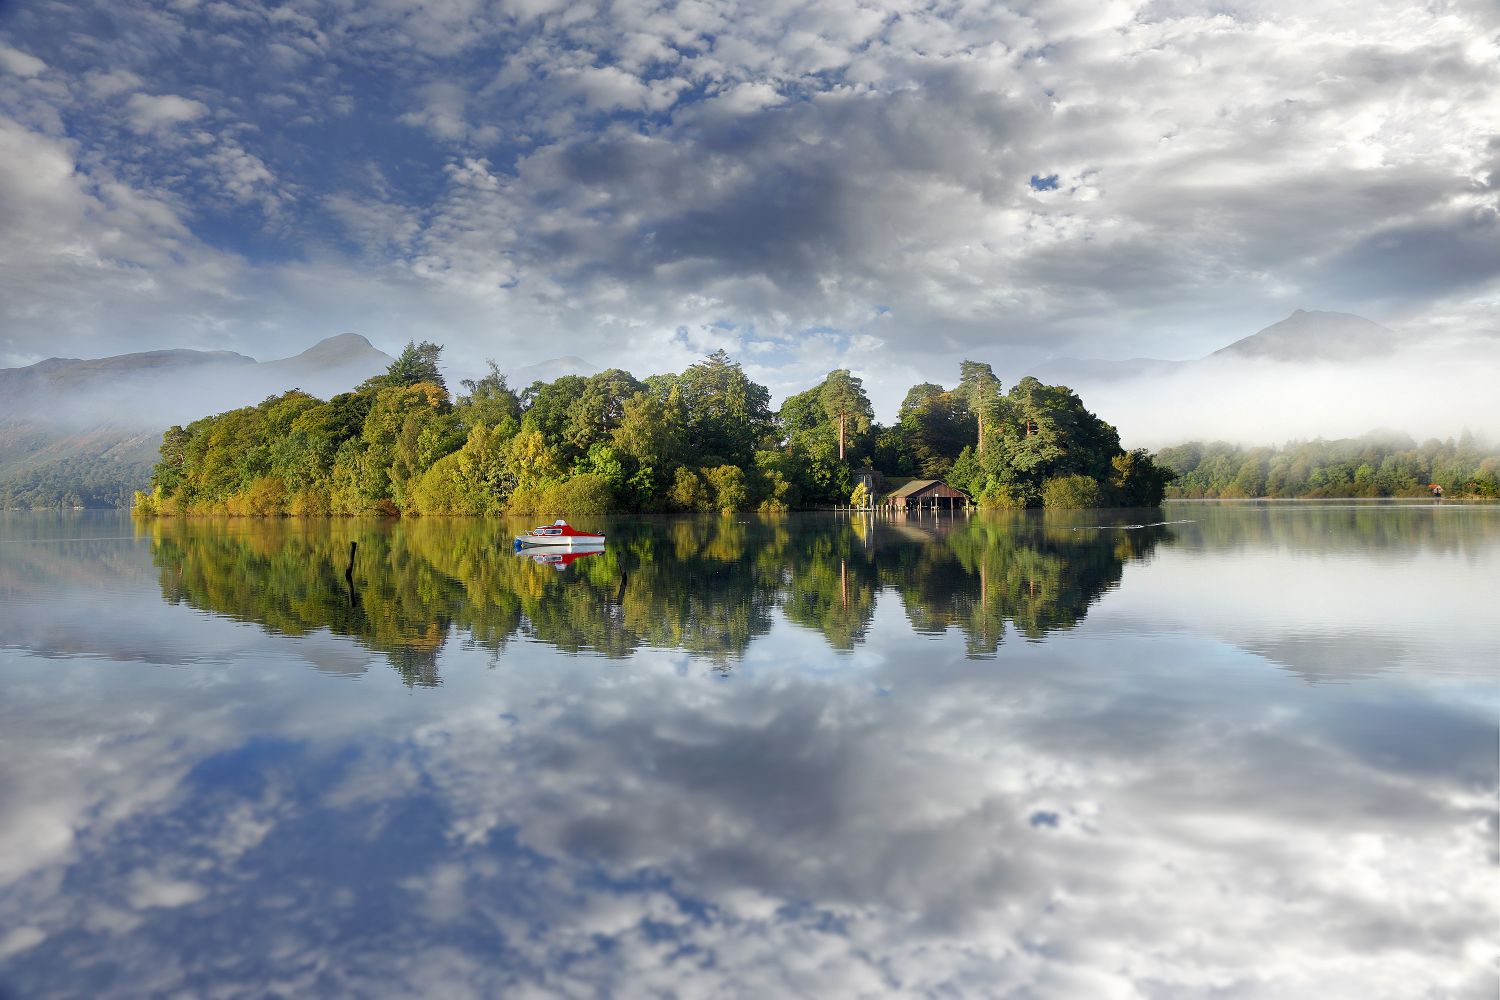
[{"left": 0, "top": 335, "right": 391, "bottom": 508}]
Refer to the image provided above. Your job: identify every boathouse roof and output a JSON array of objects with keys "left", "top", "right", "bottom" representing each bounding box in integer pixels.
[{"left": 885, "top": 479, "right": 968, "bottom": 500}]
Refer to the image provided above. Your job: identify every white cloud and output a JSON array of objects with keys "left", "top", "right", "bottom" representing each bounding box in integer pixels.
[
  {"left": 123, "top": 92, "right": 209, "bottom": 132},
  {"left": 0, "top": 0, "right": 1496, "bottom": 429},
  {"left": 83, "top": 68, "right": 144, "bottom": 99},
  {"left": 0, "top": 42, "right": 47, "bottom": 78},
  {"left": 0, "top": 117, "right": 243, "bottom": 365}
]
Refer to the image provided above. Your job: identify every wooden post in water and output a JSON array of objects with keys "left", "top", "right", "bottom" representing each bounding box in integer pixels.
[{"left": 346, "top": 541, "right": 357, "bottom": 582}]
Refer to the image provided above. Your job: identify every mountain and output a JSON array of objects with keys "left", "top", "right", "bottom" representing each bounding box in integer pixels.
[
  {"left": 1027, "top": 309, "right": 1401, "bottom": 388},
  {"left": 258, "top": 332, "right": 393, "bottom": 381},
  {"left": 1211, "top": 309, "right": 1399, "bottom": 362},
  {"left": 1019, "top": 309, "right": 1499, "bottom": 446},
  {"left": 0, "top": 334, "right": 392, "bottom": 508}
]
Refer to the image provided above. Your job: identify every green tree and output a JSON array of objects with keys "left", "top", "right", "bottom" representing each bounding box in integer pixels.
[
  {"left": 957, "top": 360, "right": 1003, "bottom": 454},
  {"left": 677, "top": 350, "right": 775, "bottom": 467},
  {"left": 456, "top": 361, "right": 521, "bottom": 431},
  {"left": 520, "top": 375, "right": 590, "bottom": 464},
  {"left": 899, "top": 387, "right": 972, "bottom": 478},
  {"left": 819, "top": 369, "right": 874, "bottom": 461},
  {"left": 565, "top": 369, "right": 645, "bottom": 456},
  {"left": 383, "top": 340, "right": 447, "bottom": 391},
  {"left": 611, "top": 390, "right": 685, "bottom": 509}
]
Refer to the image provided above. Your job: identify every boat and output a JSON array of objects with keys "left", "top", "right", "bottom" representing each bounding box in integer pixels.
[
  {"left": 520, "top": 549, "right": 603, "bottom": 571},
  {"left": 513, "top": 519, "right": 606, "bottom": 549}
]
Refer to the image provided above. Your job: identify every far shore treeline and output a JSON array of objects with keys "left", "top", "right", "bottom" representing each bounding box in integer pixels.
[
  {"left": 1158, "top": 435, "right": 1499, "bottom": 500},
  {"left": 133, "top": 343, "right": 1174, "bottom": 516}
]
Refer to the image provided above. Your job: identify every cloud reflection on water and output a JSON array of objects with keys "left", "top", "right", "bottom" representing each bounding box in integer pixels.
[{"left": 0, "top": 507, "right": 1495, "bottom": 997}]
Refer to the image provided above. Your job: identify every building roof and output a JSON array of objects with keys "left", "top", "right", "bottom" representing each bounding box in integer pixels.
[
  {"left": 885, "top": 478, "right": 968, "bottom": 499},
  {"left": 887, "top": 479, "right": 939, "bottom": 498}
]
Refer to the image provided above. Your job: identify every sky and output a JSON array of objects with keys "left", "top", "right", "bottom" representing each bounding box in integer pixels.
[{"left": 1, "top": 0, "right": 1497, "bottom": 419}]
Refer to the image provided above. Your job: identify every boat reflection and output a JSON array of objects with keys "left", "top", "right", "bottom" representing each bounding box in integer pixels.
[{"left": 519, "top": 548, "right": 605, "bottom": 571}]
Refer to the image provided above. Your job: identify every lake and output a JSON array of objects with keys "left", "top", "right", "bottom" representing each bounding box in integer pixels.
[{"left": 1, "top": 504, "right": 1496, "bottom": 998}]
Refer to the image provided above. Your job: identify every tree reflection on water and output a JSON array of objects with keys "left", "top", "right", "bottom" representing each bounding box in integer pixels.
[{"left": 141, "top": 511, "right": 1174, "bottom": 683}]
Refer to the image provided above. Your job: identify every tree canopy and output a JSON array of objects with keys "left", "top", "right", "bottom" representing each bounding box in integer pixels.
[{"left": 134, "top": 347, "right": 1189, "bottom": 516}]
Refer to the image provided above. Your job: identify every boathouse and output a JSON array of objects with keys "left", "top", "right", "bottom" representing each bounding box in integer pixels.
[{"left": 884, "top": 479, "right": 969, "bottom": 511}]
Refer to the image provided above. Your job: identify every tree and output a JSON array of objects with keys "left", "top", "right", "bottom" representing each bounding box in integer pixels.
[
  {"left": 819, "top": 369, "right": 874, "bottom": 461},
  {"left": 676, "top": 350, "right": 774, "bottom": 467},
  {"left": 612, "top": 390, "right": 685, "bottom": 508},
  {"left": 151, "top": 425, "right": 192, "bottom": 494},
  {"left": 703, "top": 465, "right": 749, "bottom": 513},
  {"left": 385, "top": 341, "right": 447, "bottom": 392},
  {"left": 900, "top": 388, "right": 972, "bottom": 478},
  {"left": 457, "top": 361, "right": 521, "bottom": 430},
  {"left": 564, "top": 369, "right": 645, "bottom": 456},
  {"left": 898, "top": 382, "right": 947, "bottom": 421},
  {"left": 957, "top": 360, "right": 1002, "bottom": 454},
  {"left": 1110, "top": 449, "right": 1174, "bottom": 506},
  {"left": 520, "top": 375, "right": 590, "bottom": 464}
]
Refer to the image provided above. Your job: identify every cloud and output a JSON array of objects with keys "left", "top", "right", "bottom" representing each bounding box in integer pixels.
[
  {"left": 398, "top": 81, "right": 475, "bottom": 141},
  {"left": 123, "top": 92, "right": 208, "bottom": 132},
  {"left": 83, "top": 68, "right": 145, "bottom": 99},
  {"left": 0, "top": 42, "right": 47, "bottom": 78},
  {"left": 0, "top": 117, "right": 242, "bottom": 364},
  {"left": 0, "top": 518, "right": 1496, "bottom": 996},
  {"left": 0, "top": 0, "right": 1496, "bottom": 428}
]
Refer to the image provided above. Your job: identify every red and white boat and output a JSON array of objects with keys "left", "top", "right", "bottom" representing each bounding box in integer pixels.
[{"left": 513, "top": 519, "right": 606, "bottom": 549}]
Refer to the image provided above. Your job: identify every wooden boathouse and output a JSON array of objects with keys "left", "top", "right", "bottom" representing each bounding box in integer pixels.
[{"left": 884, "top": 479, "right": 969, "bottom": 511}]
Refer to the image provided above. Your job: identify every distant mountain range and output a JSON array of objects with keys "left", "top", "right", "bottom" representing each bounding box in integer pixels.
[
  {"left": 1028, "top": 309, "right": 1401, "bottom": 384},
  {"left": 0, "top": 310, "right": 1461, "bottom": 507},
  {"left": 0, "top": 334, "right": 392, "bottom": 508},
  {"left": 0, "top": 333, "right": 392, "bottom": 419},
  {"left": 0, "top": 337, "right": 618, "bottom": 508},
  {"left": 1025, "top": 309, "right": 1500, "bottom": 447}
]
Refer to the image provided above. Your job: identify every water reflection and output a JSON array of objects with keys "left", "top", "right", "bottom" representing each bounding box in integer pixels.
[
  {"left": 0, "top": 507, "right": 1496, "bottom": 997},
  {"left": 139, "top": 512, "right": 1170, "bottom": 681}
]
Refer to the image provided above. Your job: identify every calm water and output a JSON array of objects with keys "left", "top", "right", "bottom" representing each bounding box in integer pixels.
[{"left": 1, "top": 504, "right": 1496, "bottom": 998}]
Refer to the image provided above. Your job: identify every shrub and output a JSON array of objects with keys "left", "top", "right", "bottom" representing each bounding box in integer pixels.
[
  {"left": 288, "top": 486, "right": 331, "bottom": 517},
  {"left": 132, "top": 488, "right": 160, "bottom": 516},
  {"left": 232, "top": 476, "right": 288, "bottom": 516},
  {"left": 977, "top": 485, "right": 1028, "bottom": 509},
  {"left": 544, "top": 473, "right": 615, "bottom": 514},
  {"left": 1042, "top": 474, "right": 1102, "bottom": 509},
  {"left": 702, "top": 465, "right": 748, "bottom": 513},
  {"left": 506, "top": 483, "right": 547, "bottom": 515},
  {"left": 668, "top": 467, "right": 710, "bottom": 512}
]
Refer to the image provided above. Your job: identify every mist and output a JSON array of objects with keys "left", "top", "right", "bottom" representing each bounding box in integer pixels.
[
  {"left": 1028, "top": 337, "right": 1500, "bottom": 450},
  {"left": 3, "top": 328, "right": 1494, "bottom": 457},
  {"left": 6, "top": 364, "right": 381, "bottom": 434}
]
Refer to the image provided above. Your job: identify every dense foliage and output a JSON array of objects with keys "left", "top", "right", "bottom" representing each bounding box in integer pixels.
[
  {"left": 1157, "top": 433, "right": 1500, "bottom": 499},
  {"left": 1, "top": 454, "right": 152, "bottom": 509},
  {"left": 135, "top": 343, "right": 1172, "bottom": 515}
]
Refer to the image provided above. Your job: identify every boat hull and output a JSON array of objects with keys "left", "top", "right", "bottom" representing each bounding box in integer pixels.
[{"left": 513, "top": 536, "right": 606, "bottom": 549}]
